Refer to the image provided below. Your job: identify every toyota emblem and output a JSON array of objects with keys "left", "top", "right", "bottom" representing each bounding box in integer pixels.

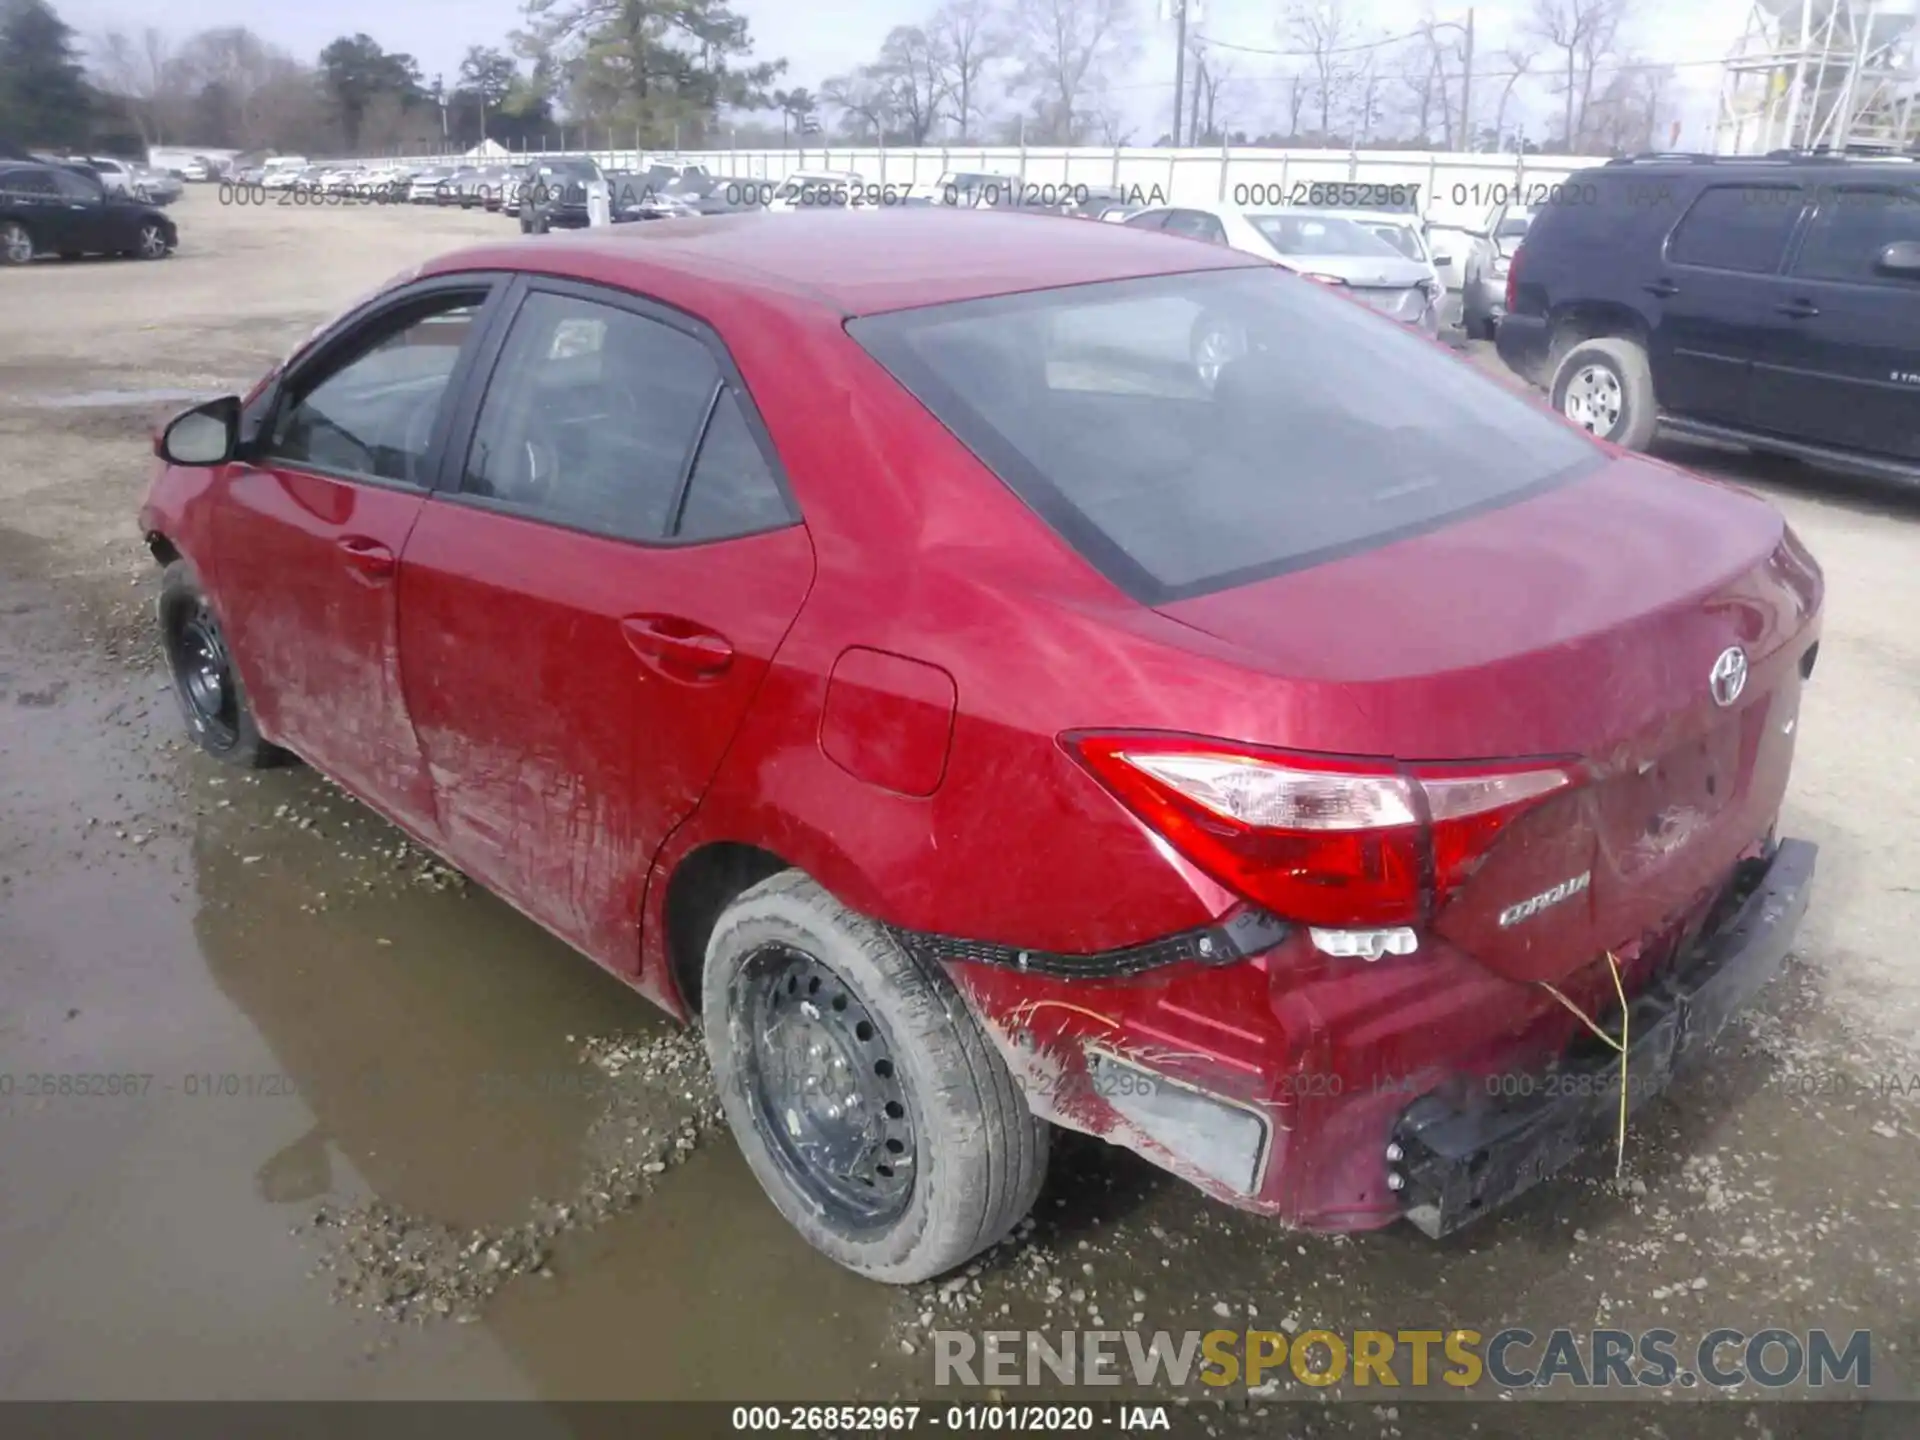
[{"left": 1709, "top": 646, "right": 1748, "bottom": 707}]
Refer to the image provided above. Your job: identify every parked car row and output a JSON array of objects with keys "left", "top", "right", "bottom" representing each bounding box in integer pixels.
[{"left": 16, "top": 152, "right": 182, "bottom": 207}]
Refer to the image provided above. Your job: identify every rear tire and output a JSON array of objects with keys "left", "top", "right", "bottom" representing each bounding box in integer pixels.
[
  {"left": 1549, "top": 335, "right": 1659, "bottom": 451},
  {"left": 159, "top": 561, "right": 293, "bottom": 769},
  {"left": 703, "top": 871, "right": 1048, "bottom": 1284}
]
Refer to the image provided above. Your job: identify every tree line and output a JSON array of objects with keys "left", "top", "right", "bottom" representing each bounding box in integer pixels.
[
  {"left": 0, "top": 0, "right": 1676, "bottom": 161},
  {"left": 1, "top": 0, "right": 789, "bottom": 157},
  {"left": 807, "top": 0, "right": 1675, "bottom": 155}
]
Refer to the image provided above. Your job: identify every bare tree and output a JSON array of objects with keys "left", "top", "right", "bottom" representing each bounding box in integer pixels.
[
  {"left": 928, "top": 0, "right": 1002, "bottom": 140},
  {"left": 1491, "top": 43, "right": 1536, "bottom": 149},
  {"left": 1526, "top": 0, "right": 1629, "bottom": 150},
  {"left": 172, "top": 27, "right": 330, "bottom": 151},
  {"left": 1007, "top": 0, "right": 1138, "bottom": 145},
  {"left": 1350, "top": 51, "right": 1386, "bottom": 143},
  {"left": 1284, "top": 0, "right": 1362, "bottom": 141},
  {"left": 1275, "top": 67, "right": 1309, "bottom": 141},
  {"left": 1395, "top": 34, "right": 1444, "bottom": 144},
  {"left": 820, "top": 68, "right": 897, "bottom": 141},
  {"left": 1583, "top": 58, "right": 1673, "bottom": 152},
  {"left": 92, "top": 27, "right": 182, "bottom": 143},
  {"left": 872, "top": 25, "right": 948, "bottom": 143}
]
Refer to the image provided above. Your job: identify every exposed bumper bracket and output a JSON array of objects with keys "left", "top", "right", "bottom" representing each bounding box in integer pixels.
[{"left": 1390, "top": 839, "right": 1817, "bottom": 1238}]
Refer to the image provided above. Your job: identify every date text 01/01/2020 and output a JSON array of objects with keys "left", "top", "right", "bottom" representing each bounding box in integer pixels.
[{"left": 729, "top": 1404, "right": 1173, "bottom": 1431}]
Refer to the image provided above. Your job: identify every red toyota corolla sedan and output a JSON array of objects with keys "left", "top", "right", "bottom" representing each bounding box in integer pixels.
[{"left": 140, "top": 208, "right": 1822, "bottom": 1283}]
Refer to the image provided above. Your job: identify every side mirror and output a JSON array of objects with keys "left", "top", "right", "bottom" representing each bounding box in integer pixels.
[
  {"left": 156, "top": 395, "right": 241, "bottom": 467},
  {"left": 1431, "top": 252, "right": 1455, "bottom": 268},
  {"left": 1876, "top": 239, "right": 1920, "bottom": 278}
]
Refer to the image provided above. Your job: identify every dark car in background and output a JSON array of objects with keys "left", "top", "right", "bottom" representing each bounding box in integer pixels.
[
  {"left": 1497, "top": 153, "right": 1920, "bottom": 481},
  {"left": 519, "top": 158, "right": 607, "bottom": 233},
  {"left": 0, "top": 161, "right": 176, "bottom": 264}
]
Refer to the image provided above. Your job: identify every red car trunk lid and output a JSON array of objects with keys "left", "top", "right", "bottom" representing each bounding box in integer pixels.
[{"left": 1156, "top": 457, "right": 1821, "bottom": 984}]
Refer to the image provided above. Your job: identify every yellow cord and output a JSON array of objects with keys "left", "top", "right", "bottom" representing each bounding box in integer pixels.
[{"left": 1535, "top": 952, "right": 1633, "bottom": 1177}]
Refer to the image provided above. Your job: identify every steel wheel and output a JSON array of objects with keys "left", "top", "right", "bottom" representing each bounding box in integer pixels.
[
  {"left": 1561, "top": 362, "right": 1623, "bottom": 437},
  {"left": 168, "top": 600, "right": 239, "bottom": 749},
  {"left": 137, "top": 223, "right": 169, "bottom": 259},
  {"left": 732, "top": 942, "right": 917, "bottom": 1228},
  {"left": 0, "top": 221, "right": 33, "bottom": 265}
]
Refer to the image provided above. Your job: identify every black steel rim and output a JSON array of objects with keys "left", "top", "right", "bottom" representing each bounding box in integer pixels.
[
  {"left": 734, "top": 944, "right": 917, "bottom": 1228},
  {"left": 169, "top": 601, "right": 238, "bottom": 748}
]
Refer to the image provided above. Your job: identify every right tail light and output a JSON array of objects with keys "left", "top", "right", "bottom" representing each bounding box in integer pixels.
[
  {"left": 1067, "top": 732, "right": 1574, "bottom": 930},
  {"left": 1504, "top": 243, "right": 1525, "bottom": 313}
]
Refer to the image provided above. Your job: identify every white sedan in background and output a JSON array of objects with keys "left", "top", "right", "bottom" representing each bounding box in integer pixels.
[{"left": 1122, "top": 203, "right": 1442, "bottom": 342}]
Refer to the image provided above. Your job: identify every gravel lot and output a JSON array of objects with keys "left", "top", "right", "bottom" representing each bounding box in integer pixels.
[{"left": 1, "top": 195, "right": 1917, "bottom": 1432}]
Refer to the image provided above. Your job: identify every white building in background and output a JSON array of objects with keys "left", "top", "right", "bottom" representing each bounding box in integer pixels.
[{"left": 1717, "top": 0, "right": 1920, "bottom": 152}]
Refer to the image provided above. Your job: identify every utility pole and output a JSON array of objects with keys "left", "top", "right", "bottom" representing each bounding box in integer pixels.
[
  {"left": 1459, "top": 9, "right": 1475, "bottom": 153},
  {"left": 1166, "top": 0, "right": 1196, "bottom": 147}
]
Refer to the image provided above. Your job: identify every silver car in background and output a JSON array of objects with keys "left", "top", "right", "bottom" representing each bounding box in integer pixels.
[
  {"left": 1123, "top": 203, "right": 1441, "bottom": 344},
  {"left": 1461, "top": 204, "right": 1537, "bottom": 338}
]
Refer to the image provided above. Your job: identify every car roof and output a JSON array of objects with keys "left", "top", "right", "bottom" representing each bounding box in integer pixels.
[{"left": 422, "top": 207, "right": 1264, "bottom": 317}]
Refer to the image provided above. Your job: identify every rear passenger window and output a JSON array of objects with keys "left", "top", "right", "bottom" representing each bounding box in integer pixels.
[
  {"left": 1792, "top": 187, "right": 1920, "bottom": 283},
  {"left": 462, "top": 292, "right": 718, "bottom": 541},
  {"left": 1668, "top": 185, "right": 1803, "bottom": 273},
  {"left": 674, "top": 389, "right": 794, "bottom": 541}
]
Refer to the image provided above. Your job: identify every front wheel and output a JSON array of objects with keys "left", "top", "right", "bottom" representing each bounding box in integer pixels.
[
  {"left": 1549, "top": 335, "right": 1659, "bottom": 450},
  {"left": 703, "top": 871, "right": 1049, "bottom": 1284},
  {"left": 135, "top": 222, "right": 171, "bottom": 260},
  {"left": 159, "top": 562, "right": 293, "bottom": 769},
  {"left": 0, "top": 220, "right": 34, "bottom": 265}
]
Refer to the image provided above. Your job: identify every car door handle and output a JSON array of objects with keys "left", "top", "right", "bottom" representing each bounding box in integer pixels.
[
  {"left": 336, "top": 536, "right": 395, "bottom": 582},
  {"left": 1643, "top": 279, "right": 1680, "bottom": 298},
  {"left": 1775, "top": 299, "right": 1820, "bottom": 319},
  {"left": 620, "top": 615, "right": 734, "bottom": 681}
]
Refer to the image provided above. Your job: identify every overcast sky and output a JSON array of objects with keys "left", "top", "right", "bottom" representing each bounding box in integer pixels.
[{"left": 53, "top": 0, "right": 1755, "bottom": 144}]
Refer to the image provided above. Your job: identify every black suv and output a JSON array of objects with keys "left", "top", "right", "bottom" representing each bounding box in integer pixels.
[
  {"left": 519, "top": 159, "right": 607, "bottom": 233},
  {"left": 1497, "top": 153, "right": 1920, "bottom": 481}
]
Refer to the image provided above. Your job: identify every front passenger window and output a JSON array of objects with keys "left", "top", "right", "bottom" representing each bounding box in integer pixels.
[
  {"left": 462, "top": 291, "right": 720, "bottom": 541},
  {"left": 266, "top": 293, "right": 484, "bottom": 486}
]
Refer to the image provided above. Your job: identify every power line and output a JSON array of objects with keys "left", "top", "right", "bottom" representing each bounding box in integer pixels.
[
  {"left": 1200, "top": 27, "right": 1438, "bottom": 60},
  {"left": 1105, "top": 50, "right": 1736, "bottom": 94}
]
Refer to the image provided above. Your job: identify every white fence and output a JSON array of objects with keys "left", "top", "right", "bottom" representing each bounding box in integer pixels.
[{"left": 369, "top": 144, "right": 1603, "bottom": 227}]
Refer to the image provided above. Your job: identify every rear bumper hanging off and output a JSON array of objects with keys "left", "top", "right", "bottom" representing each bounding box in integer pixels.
[{"left": 1389, "top": 838, "right": 1817, "bottom": 1238}]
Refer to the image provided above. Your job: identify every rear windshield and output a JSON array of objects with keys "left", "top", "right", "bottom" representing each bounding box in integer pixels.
[
  {"left": 1250, "top": 213, "right": 1402, "bottom": 258},
  {"left": 850, "top": 267, "right": 1602, "bottom": 603}
]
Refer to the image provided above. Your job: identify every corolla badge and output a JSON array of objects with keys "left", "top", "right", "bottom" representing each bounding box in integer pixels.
[
  {"left": 1497, "top": 871, "right": 1591, "bottom": 929},
  {"left": 1709, "top": 646, "right": 1749, "bottom": 708}
]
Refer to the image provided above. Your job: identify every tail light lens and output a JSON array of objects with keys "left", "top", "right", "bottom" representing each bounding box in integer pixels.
[
  {"left": 1504, "top": 243, "right": 1524, "bottom": 313},
  {"left": 1067, "top": 733, "right": 1573, "bottom": 930}
]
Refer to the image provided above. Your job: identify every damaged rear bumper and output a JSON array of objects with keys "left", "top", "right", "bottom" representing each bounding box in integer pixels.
[{"left": 1389, "top": 838, "right": 1817, "bottom": 1238}]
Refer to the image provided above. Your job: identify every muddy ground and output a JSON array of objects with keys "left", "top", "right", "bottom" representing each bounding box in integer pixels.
[{"left": 1, "top": 196, "right": 1917, "bottom": 1433}]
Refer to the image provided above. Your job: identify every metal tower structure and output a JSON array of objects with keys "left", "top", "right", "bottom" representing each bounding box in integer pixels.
[{"left": 1717, "top": 0, "right": 1920, "bottom": 153}]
